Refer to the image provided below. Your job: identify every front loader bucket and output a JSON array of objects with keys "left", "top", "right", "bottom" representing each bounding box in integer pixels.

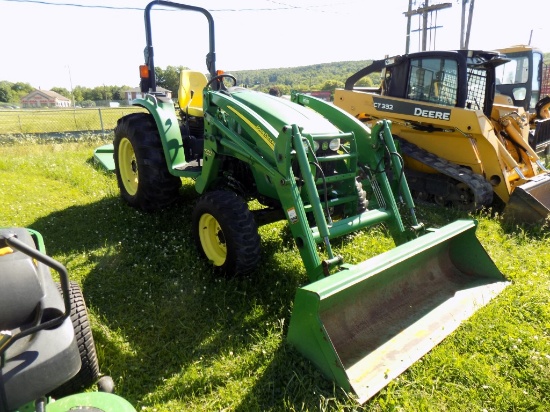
[
  {"left": 93, "top": 144, "right": 115, "bottom": 172},
  {"left": 503, "top": 174, "right": 550, "bottom": 225},
  {"left": 287, "top": 219, "right": 508, "bottom": 404}
]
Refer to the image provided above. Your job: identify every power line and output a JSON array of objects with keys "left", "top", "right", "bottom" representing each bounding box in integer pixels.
[
  {"left": 1, "top": 0, "right": 360, "bottom": 13},
  {"left": 0, "top": 0, "right": 291, "bottom": 11},
  {"left": 1, "top": 0, "right": 143, "bottom": 10}
]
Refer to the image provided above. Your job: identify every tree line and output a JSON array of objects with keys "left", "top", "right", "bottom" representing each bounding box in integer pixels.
[
  {"left": 0, "top": 80, "right": 132, "bottom": 107},
  {"left": 3, "top": 52, "right": 550, "bottom": 107},
  {"left": 152, "top": 61, "right": 378, "bottom": 97},
  {"left": 0, "top": 60, "right": 378, "bottom": 106}
]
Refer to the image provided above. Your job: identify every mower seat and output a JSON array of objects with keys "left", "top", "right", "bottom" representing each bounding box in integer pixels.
[
  {"left": 178, "top": 70, "right": 208, "bottom": 117},
  {"left": 0, "top": 229, "right": 44, "bottom": 330}
]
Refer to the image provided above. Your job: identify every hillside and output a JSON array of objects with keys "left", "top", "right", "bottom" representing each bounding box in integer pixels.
[
  {"left": 228, "top": 60, "right": 377, "bottom": 94},
  {"left": 226, "top": 51, "right": 550, "bottom": 95}
]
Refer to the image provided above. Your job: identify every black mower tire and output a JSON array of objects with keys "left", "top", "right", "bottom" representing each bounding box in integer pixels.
[
  {"left": 49, "top": 281, "right": 100, "bottom": 399},
  {"left": 192, "top": 190, "right": 261, "bottom": 276},
  {"left": 114, "top": 112, "right": 181, "bottom": 212}
]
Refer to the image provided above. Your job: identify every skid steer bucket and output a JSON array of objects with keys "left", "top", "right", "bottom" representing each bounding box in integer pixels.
[
  {"left": 503, "top": 174, "right": 550, "bottom": 225},
  {"left": 287, "top": 219, "right": 508, "bottom": 404}
]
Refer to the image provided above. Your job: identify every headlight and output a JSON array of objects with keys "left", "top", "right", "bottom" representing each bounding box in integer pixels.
[
  {"left": 313, "top": 140, "right": 320, "bottom": 151},
  {"left": 328, "top": 138, "right": 340, "bottom": 151}
]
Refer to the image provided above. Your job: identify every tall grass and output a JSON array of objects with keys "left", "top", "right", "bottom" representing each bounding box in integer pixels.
[{"left": 1, "top": 137, "right": 549, "bottom": 411}]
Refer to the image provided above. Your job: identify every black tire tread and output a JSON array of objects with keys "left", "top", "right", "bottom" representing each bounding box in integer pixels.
[
  {"left": 114, "top": 112, "right": 181, "bottom": 212},
  {"left": 49, "top": 281, "right": 99, "bottom": 398},
  {"left": 192, "top": 191, "right": 261, "bottom": 276}
]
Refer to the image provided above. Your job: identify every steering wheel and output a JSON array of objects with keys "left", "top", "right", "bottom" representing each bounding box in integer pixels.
[{"left": 205, "top": 74, "right": 237, "bottom": 90}]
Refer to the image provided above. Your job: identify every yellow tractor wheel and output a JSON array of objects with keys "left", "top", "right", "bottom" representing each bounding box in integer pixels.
[
  {"left": 118, "top": 137, "right": 139, "bottom": 196},
  {"left": 113, "top": 113, "right": 181, "bottom": 211},
  {"left": 192, "top": 190, "right": 261, "bottom": 276},
  {"left": 197, "top": 213, "right": 227, "bottom": 267}
]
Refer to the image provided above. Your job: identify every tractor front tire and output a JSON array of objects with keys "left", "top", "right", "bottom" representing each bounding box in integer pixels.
[
  {"left": 192, "top": 191, "right": 261, "bottom": 276},
  {"left": 114, "top": 113, "right": 181, "bottom": 212}
]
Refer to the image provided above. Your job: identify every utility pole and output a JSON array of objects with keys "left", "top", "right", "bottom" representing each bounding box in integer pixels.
[
  {"left": 405, "top": 0, "right": 413, "bottom": 54},
  {"left": 404, "top": 1, "right": 452, "bottom": 53},
  {"left": 460, "top": 0, "right": 475, "bottom": 49},
  {"left": 66, "top": 65, "right": 74, "bottom": 108}
]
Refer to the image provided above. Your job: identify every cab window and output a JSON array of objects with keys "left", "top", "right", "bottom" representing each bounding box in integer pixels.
[{"left": 408, "top": 58, "right": 458, "bottom": 106}]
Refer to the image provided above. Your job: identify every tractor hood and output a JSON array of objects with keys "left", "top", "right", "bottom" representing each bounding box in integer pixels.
[{"left": 227, "top": 88, "right": 340, "bottom": 135}]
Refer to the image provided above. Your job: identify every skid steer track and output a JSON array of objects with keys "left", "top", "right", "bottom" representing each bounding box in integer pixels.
[{"left": 398, "top": 138, "right": 494, "bottom": 210}]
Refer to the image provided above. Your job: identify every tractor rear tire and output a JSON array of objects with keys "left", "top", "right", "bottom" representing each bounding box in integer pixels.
[
  {"left": 192, "top": 190, "right": 261, "bottom": 276},
  {"left": 114, "top": 113, "right": 181, "bottom": 212},
  {"left": 49, "top": 281, "right": 100, "bottom": 399}
]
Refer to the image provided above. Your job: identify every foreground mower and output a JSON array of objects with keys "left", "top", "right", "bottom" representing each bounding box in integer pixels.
[
  {"left": 93, "top": 0, "right": 509, "bottom": 403},
  {"left": 0, "top": 228, "right": 136, "bottom": 412}
]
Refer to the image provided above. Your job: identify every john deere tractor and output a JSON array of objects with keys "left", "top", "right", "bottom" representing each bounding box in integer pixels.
[{"left": 94, "top": 0, "right": 508, "bottom": 403}]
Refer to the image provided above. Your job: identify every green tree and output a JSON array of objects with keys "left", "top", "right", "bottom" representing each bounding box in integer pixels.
[
  {"left": 11, "top": 82, "right": 33, "bottom": 101},
  {"left": 356, "top": 76, "right": 375, "bottom": 87},
  {"left": 0, "top": 83, "right": 13, "bottom": 103},
  {"left": 73, "top": 86, "right": 93, "bottom": 102},
  {"left": 110, "top": 85, "right": 129, "bottom": 101},
  {"left": 51, "top": 87, "right": 71, "bottom": 99},
  {"left": 156, "top": 65, "right": 187, "bottom": 96},
  {"left": 71, "top": 87, "right": 84, "bottom": 103},
  {"left": 320, "top": 79, "right": 344, "bottom": 92}
]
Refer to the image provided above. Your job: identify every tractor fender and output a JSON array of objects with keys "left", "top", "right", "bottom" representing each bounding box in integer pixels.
[{"left": 132, "top": 96, "right": 186, "bottom": 173}]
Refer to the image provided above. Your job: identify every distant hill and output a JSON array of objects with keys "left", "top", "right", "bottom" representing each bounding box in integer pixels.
[
  {"left": 228, "top": 60, "right": 377, "bottom": 95},
  {"left": 227, "top": 52, "right": 550, "bottom": 95}
]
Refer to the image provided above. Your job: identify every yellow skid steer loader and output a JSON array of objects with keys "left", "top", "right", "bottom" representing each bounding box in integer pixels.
[{"left": 335, "top": 49, "right": 550, "bottom": 225}]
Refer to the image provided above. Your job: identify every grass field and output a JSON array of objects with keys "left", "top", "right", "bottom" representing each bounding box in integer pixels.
[
  {"left": 1, "top": 136, "right": 549, "bottom": 411},
  {"left": 0, "top": 107, "right": 146, "bottom": 135}
]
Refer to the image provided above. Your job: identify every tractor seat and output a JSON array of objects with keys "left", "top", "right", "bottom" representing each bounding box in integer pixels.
[
  {"left": 0, "top": 229, "right": 44, "bottom": 331},
  {"left": 178, "top": 70, "right": 208, "bottom": 117}
]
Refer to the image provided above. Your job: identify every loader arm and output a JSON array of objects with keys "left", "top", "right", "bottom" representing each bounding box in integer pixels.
[{"left": 205, "top": 90, "right": 417, "bottom": 280}]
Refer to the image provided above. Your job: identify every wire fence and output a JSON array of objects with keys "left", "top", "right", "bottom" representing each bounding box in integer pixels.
[{"left": 0, "top": 105, "right": 147, "bottom": 137}]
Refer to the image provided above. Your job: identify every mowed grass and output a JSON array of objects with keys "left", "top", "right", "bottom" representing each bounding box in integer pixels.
[
  {"left": 1, "top": 136, "right": 550, "bottom": 411},
  {"left": 0, "top": 107, "right": 146, "bottom": 134}
]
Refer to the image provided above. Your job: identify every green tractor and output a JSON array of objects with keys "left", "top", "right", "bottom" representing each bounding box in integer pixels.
[
  {"left": 94, "top": 0, "right": 509, "bottom": 403},
  {"left": 0, "top": 228, "right": 136, "bottom": 412}
]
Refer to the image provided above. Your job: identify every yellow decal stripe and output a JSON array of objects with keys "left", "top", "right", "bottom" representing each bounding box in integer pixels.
[{"left": 227, "top": 106, "right": 275, "bottom": 150}]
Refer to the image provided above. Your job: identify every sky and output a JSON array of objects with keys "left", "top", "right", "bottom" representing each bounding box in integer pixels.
[{"left": 2, "top": 0, "right": 549, "bottom": 90}]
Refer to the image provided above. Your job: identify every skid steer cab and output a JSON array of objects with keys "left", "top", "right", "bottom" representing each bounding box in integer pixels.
[
  {"left": 0, "top": 229, "right": 136, "bottom": 412},
  {"left": 94, "top": 0, "right": 508, "bottom": 404},
  {"left": 495, "top": 45, "right": 550, "bottom": 156}
]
